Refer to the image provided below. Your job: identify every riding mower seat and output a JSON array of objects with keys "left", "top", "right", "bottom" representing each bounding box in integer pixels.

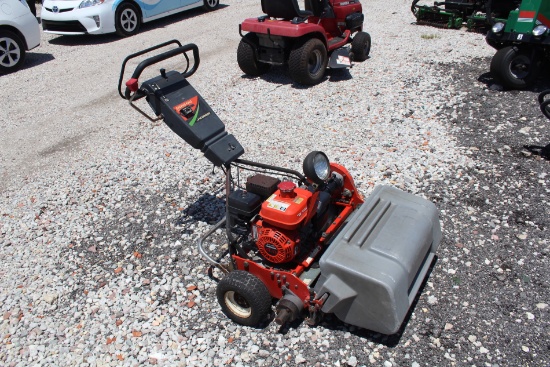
[{"left": 261, "top": 0, "right": 313, "bottom": 20}]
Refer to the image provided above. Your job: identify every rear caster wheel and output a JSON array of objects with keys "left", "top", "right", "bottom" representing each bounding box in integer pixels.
[
  {"left": 351, "top": 31, "right": 371, "bottom": 62},
  {"left": 288, "top": 38, "right": 328, "bottom": 85},
  {"left": 490, "top": 46, "right": 539, "bottom": 90},
  {"left": 237, "top": 33, "right": 271, "bottom": 76},
  {"left": 216, "top": 271, "right": 272, "bottom": 327}
]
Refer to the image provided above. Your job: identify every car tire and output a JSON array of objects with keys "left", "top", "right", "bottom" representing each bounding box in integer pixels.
[
  {"left": 203, "top": 0, "right": 219, "bottom": 11},
  {"left": 351, "top": 31, "right": 371, "bottom": 62},
  {"left": 115, "top": 3, "right": 141, "bottom": 37},
  {"left": 288, "top": 38, "right": 328, "bottom": 85},
  {"left": 216, "top": 271, "right": 272, "bottom": 327},
  {"left": 237, "top": 33, "right": 271, "bottom": 76},
  {"left": 0, "top": 30, "right": 26, "bottom": 74},
  {"left": 490, "top": 46, "right": 539, "bottom": 90}
]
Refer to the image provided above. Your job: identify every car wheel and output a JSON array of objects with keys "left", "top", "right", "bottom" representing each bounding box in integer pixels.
[
  {"left": 216, "top": 271, "right": 272, "bottom": 327},
  {"left": 115, "top": 3, "right": 140, "bottom": 37},
  {"left": 351, "top": 31, "right": 371, "bottom": 62},
  {"left": 490, "top": 46, "right": 539, "bottom": 90},
  {"left": 237, "top": 33, "right": 271, "bottom": 76},
  {"left": 288, "top": 38, "right": 328, "bottom": 85},
  {"left": 0, "top": 30, "right": 26, "bottom": 74},
  {"left": 203, "top": 0, "right": 219, "bottom": 11}
]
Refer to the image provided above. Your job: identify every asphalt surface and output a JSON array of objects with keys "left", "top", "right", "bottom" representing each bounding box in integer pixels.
[{"left": 417, "top": 57, "right": 550, "bottom": 366}]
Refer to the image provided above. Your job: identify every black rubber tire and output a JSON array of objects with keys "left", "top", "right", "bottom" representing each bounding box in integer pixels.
[
  {"left": 216, "top": 270, "right": 272, "bottom": 327},
  {"left": 237, "top": 33, "right": 271, "bottom": 76},
  {"left": 0, "top": 30, "right": 26, "bottom": 74},
  {"left": 203, "top": 0, "right": 219, "bottom": 11},
  {"left": 540, "top": 99, "right": 550, "bottom": 120},
  {"left": 490, "top": 46, "right": 539, "bottom": 90},
  {"left": 538, "top": 89, "right": 550, "bottom": 105},
  {"left": 115, "top": 3, "right": 141, "bottom": 37},
  {"left": 351, "top": 31, "right": 371, "bottom": 62},
  {"left": 288, "top": 38, "right": 328, "bottom": 85}
]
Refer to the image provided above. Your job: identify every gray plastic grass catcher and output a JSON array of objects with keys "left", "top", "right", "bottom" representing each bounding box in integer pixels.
[{"left": 314, "top": 185, "right": 441, "bottom": 334}]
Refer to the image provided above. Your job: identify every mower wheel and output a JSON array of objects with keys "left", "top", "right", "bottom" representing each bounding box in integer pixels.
[
  {"left": 490, "top": 46, "right": 539, "bottom": 90},
  {"left": 216, "top": 270, "right": 272, "bottom": 327},
  {"left": 203, "top": 0, "right": 219, "bottom": 11},
  {"left": 351, "top": 32, "right": 371, "bottom": 62},
  {"left": 288, "top": 38, "right": 328, "bottom": 85},
  {"left": 237, "top": 34, "right": 271, "bottom": 77},
  {"left": 0, "top": 30, "right": 26, "bottom": 74},
  {"left": 115, "top": 3, "right": 141, "bottom": 37}
]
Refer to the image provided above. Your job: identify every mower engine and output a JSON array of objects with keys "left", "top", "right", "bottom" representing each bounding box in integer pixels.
[{"left": 229, "top": 168, "right": 344, "bottom": 265}]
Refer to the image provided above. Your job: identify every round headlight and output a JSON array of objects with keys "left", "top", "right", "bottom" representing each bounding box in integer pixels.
[
  {"left": 491, "top": 22, "right": 505, "bottom": 34},
  {"left": 533, "top": 25, "right": 548, "bottom": 37},
  {"left": 303, "top": 151, "right": 330, "bottom": 185}
]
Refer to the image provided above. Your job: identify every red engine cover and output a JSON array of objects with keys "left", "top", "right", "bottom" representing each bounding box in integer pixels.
[{"left": 256, "top": 225, "right": 298, "bottom": 263}]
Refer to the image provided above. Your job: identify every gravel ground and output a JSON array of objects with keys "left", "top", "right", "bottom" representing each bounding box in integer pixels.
[{"left": 1, "top": 0, "right": 548, "bottom": 366}]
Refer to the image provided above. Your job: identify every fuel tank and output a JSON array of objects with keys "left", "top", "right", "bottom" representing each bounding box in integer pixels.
[{"left": 259, "top": 181, "right": 313, "bottom": 230}]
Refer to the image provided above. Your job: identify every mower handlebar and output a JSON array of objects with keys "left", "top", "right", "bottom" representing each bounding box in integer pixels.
[
  {"left": 131, "top": 43, "right": 200, "bottom": 80},
  {"left": 118, "top": 41, "right": 200, "bottom": 100}
]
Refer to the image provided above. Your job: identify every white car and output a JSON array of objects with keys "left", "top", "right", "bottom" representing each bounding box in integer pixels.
[
  {"left": 0, "top": 0, "right": 40, "bottom": 73},
  {"left": 41, "top": 0, "right": 220, "bottom": 37}
]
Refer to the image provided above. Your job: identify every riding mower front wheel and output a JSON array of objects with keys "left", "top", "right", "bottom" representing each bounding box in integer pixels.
[
  {"left": 288, "top": 38, "right": 328, "bottom": 85},
  {"left": 237, "top": 34, "right": 271, "bottom": 77},
  {"left": 490, "top": 46, "right": 539, "bottom": 90},
  {"left": 216, "top": 270, "right": 272, "bottom": 327},
  {"left": 351, "top": 31, "right": 371, "bottom": 62}
]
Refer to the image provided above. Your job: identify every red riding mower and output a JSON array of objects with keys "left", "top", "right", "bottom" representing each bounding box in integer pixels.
[
  {"left": 119, "top": 42, "right": 441, "bottom": 334},
  {"left": 238, "top": 0, "right": 371, "bottom": 85}
]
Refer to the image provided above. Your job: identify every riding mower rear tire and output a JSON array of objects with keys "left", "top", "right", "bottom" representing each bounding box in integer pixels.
[
  {"left": 351, "top": 32, "right": 371, "bottom": 62},
  {"left": 288, "top": 38, "right": 328, "bottom": 85},
  {"left": 237, "top": 34, "right": 271, "bottom": 77},
  {"left": 490, "top": 46, "right": 539, "bottom": 90},
  {"left": 216, "top": 270, "right": 272, "bottom": 327}
]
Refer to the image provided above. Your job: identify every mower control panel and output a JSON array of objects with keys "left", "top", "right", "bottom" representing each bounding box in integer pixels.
[{"left": 141, "top": 70, "right": 244, "bottom": 167}]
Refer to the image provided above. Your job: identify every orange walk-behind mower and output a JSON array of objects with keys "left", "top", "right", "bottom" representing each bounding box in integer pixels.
[
  {"left": 119, "top": 42, "right": 441, "bottom": 334},
  {"left": 238, "top": 0, "right": 371, "bottom": 85}
]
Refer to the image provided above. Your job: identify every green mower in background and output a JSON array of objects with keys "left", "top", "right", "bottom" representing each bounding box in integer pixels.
[
  {"left": 487, "top": 0, "right": 550, "bottom": 89},
  {"left": 411, "top": 0, "right": 517, "bottom": 31}
]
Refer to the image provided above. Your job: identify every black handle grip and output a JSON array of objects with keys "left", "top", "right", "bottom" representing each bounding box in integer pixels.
[
  {"left": 118, "top": 41, "right": 200, "bottom": 100},
  {"left": 131, "top": 43, "right": 200, "bottom": 80}
]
